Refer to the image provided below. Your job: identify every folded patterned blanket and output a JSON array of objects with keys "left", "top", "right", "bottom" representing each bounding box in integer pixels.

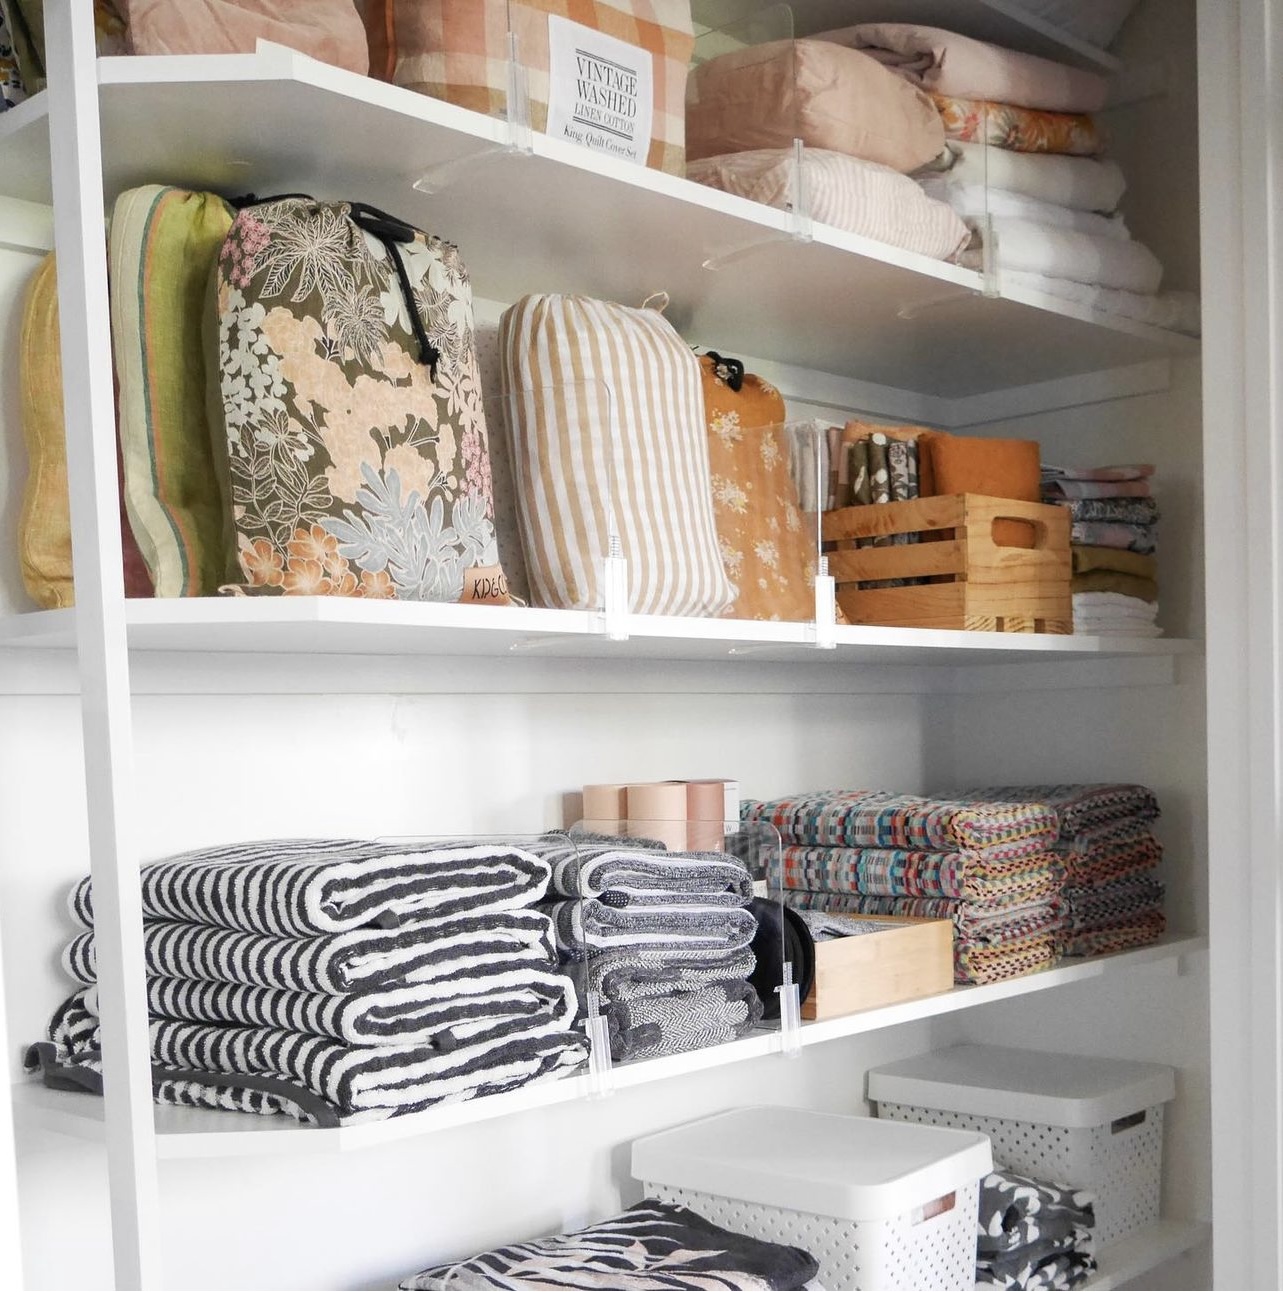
[
  {"left": 65, "top": 909, "right": 560, "bottom": 995},
  {"left": 1058, "top": 819, "right": 1162, "bottom": 886},
  {"left": 398, "top": 1199, "right": 821, "bottom": 1290},
  {"left": 743, "top": 790, "right": 1058, "bottom": 854},
  {"left": 606, "top": 980, "right": 763, "bottom": 1062},
  {"left": 1054, "top": 497, "right": 1159, "bottom": 525},
  {"left": 930, "top": 93, "right": 1104, "bottom": 155},
  {"left": 782, "top": 890, "right": 1066, "bottom": 940},
  {"left": 775, "top": 843, "right": 1063, "bottom": 900},
  {"left": 69, "top": 839, "right": 551, "bottom": 935},
  {"left": 977, "top": 1169, "right": 1097, "bottom": 1290},
  {"left": 585, "top": 947, "right": 758, "bottom": 1003},
  {"left": 957, "top": 933, "right": 1060, "bottom": 985},
  {"left": 963, "top": 784, "right": 1160, "bottom": 835},
  {"left": 532, "top": 836, "right": 752, "bottom": 906},
  {"left": 1062, "top": 909, "right": 1166, "bottom": 957},
  {"left": 1069, "top": 521, "right": 1156, "bottom": 554},
  {"left": 82, "top": 966, "right": 578, "bottom": 1049},
  {"left": 546, "top": 901, "right": 757, "bottom": 960},
  {"left": 28, "top": 988, "right": 588, "bottom": 1126},
  {"left": 1066, "top": 876, "right": 1165, "bottom": 929}
]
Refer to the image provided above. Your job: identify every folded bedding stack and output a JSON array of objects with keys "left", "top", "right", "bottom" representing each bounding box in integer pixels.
[
  {"left": 1043, "top": 463, "right": 1161, "bottom": 636},
  {"left": 742, "top": 790, "right": 1067, "bottom": 986},
  {"left": 964, "top": 785, "right": 1166, "bottom": 956},
  {"left": 26, "top": 839, "right": 588, "bottom": 1125},
  {"left": 684, "top": 30, "right": 969, "bottom": 260},
  {"left": 835, "top": 23, "right": 1198, "bottom": 335},
  {"left": 534, "top": 835, "right": 763, "bottom": 1063},
  {"left": 977, "top": 1168, "right": 1098, "bottom": 1290}
]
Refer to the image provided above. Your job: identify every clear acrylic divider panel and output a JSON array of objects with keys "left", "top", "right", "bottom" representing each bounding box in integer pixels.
[
  {"left": 567, "top": 813, "right": 798, "bottom": 1074},
  {"left": 372, "top": 830, "right": 593, "bottom": 1105},
  {"left": 781, "top": 418, "right": 838, "bottom": 630},
  {"left": 487, "top": 382, "right": 617, "bottom": 621}
]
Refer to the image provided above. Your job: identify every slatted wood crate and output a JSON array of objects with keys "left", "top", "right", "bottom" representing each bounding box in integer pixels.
[{"left": 822, "top": 494, "right": 1071, "bottom": 633}]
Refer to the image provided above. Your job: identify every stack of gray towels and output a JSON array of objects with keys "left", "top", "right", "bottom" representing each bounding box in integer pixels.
[
  {"left": 26, "top": 839, "right": 588, "bottom": 1125},
  {"left": 535, "top": 835, "right": 763, "bottom": 1063}
]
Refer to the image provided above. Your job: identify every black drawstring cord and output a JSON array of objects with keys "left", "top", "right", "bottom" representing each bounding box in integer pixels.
[
  {"left": 230, "top": 194, "right": 441, "bottom": 381},
  {"left": 705, "top": 349, "right": 745, "bottom": 392}
]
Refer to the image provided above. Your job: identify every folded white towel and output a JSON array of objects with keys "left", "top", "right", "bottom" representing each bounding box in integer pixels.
[
  {"left": 918, "top": 179, "right": 1130, "bottom": 240},
  {"left": 962, "top": 217, "right": 1164, "bottom": 293},
  {"left": 925, "top": 141, "right": 1126, "bottom": 213},
  {"left": 996, "top": 270, "right": 1201, "bottom": 335}
]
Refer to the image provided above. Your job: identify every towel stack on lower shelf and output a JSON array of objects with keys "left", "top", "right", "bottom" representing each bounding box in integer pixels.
[
  {"left": 27, "top": 839, "right": 588, "bottom": 1125},
  {"left": 533, "top": 835, "right": 763, "bottom": 1063},
  {"left": 1043, "top": 463, "right": 1161, "bottom": 637},
  {"left": 742, "top": 791, "right": 1068, "bottom": 985},
  {"left": 977, "top": 1168, "right": 1098, "bottom": 1290},
  {"left": 965, "top": 785, "right": 1166, "bottom": 956}
]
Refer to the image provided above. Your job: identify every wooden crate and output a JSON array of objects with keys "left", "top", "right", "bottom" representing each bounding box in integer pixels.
[
  {"left": 802, "top": 915, "right": 954, "bottom": 1021},
  {"left": 821, "top": 493, "right": 1072, "bottom": 633}
]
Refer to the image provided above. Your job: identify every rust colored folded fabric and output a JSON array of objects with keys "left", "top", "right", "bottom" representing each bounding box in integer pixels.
[
  {"left": 1070, "top": 545, "right": 1158, "bottom": 580},
  {"left": 1071, "top": 571, "right": 1158, "bottom": 603},
  {"left": 921, "top": 432, "right": 1042, "bottom": 549},
  {"left": 119, "top": 0, "right": 368, "bottom": 71}
]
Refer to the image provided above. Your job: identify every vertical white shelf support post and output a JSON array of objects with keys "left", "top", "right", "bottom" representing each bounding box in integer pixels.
[{"left": 46, "top": 2, "right": 162, "bottom": 1287}]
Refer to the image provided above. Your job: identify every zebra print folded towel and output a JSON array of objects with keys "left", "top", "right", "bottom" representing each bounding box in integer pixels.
[
  {"left": 32, "top": 989, "right": 587, "bottom": 1123},
  {"left": 69, "top": 839, "right": 552, "bottom": 935},
  {"left": 606, "top": 980, "right": 763, "bottom": 1062},
  {"left": 398, "top": 1199, "right": 820, "bottom": 1290},
  {"left": 977, "top": 1168, "right": 1097, "bottom": 1290},
  {"left": 533, "top": 836, "right": 753, "bottom": 906},
  {"left": 743, "top": 790, "right": 1059, "bottom": 854},
  {"left": 81, "top": 964, "right": 578, "bottom": 1048},
  {"left": 65, "top": 909, "right": 560, "bottom": 995},
  {"left": 546, "top": 901, "right": 757, "bottom": 960},
  {"left": 587, "top": 947, "right": 759, "bottom": 1003}
]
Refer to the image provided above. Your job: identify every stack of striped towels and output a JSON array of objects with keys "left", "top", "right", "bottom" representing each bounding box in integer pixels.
[
  {"left": 743, "top": 791, "right": 1067, "bottom": 985},
  {"left": 1042, "top": 463, "right": 1161, "bottom": 637},
  {"left": 26, "top": 839, "right": 588, "bottom": 1125},
  {"left": 964, "top": 785, "right": 1166, "bottom": 957},
  {"left": 536, "top": 834, "right": 763, "bottom": 1063}
]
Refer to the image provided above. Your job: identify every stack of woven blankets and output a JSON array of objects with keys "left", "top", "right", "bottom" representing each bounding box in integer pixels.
[
  {"left": 977, "top": 1168, "right": 1098, "bottom": 1290},
  {"left": 26, "top": 839, "right": 588, "bottom": 1125},
  {"left": 536, "top": 835, "right": 763, "bottom": 1063},
  {"left": 1043, "top": 463, "right": 1160, "bottom": 637},
  {"left": 966, "top": 784, "right": 1165, "bottom": 957},
  {"left": 743, "top": 791, "right": 1066, "bottom": 986}
]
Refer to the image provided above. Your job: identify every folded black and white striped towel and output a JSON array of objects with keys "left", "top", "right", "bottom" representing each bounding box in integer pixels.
[
  {"left": 82, "top": 963, "right": 578, "bottom": 1048},
  {"left": 530, "top": 835, "right": 752, "bottom": 905},
  {"left": 606, "top": 980, "right": 763, "bottom": 1062},
  {"left": 398, "top": 1199, "right": 820, "bottom": 1290},
  {"left": 65, "top": 909, "right": 560, "bottom": 995},
  {"left": 546, "top": 901, "right": 758, "bottom": 960},
  {"left": 69, "top": 839, "right": 552, "bottom": 936},
  {"left": 31, "top": 989, "right": 587, "bottom": 1123},
  {"left": 588, "top": 946, "right": 758, "bottom": 1003}
]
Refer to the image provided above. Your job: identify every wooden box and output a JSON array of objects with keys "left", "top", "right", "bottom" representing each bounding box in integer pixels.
[
  {"left": 821, "top": 494, "right": 1072, "bottom": 633},
  {"left": 802, "top": 915, "right": 955, "bottom": 1021}
]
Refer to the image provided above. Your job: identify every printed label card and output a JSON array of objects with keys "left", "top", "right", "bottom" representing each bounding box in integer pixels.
[{"left": 545, "top": 14, "right": 653, "bottom": 166}]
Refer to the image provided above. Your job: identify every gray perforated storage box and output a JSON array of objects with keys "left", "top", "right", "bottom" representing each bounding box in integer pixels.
[
  {"left": 631, "top": 1106, "right": 992, "bottom": 1290},
  {"left": 869, "top": 1044, "right": 1176, "bottom": 1246}
]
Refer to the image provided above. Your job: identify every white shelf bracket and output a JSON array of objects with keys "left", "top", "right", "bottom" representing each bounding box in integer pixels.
[
  {"left": 777, "top": 962, "right": 803, "bottom": 1058},
  {"left": 812, "top": 560, "right": 837, "bottom": 651}
]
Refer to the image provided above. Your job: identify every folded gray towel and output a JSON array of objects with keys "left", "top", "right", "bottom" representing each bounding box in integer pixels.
[
  {"left": 545, "top": 900, "right": 758, "bottom": 960},
  {"left": 587, "top": 946, "right": 758, "bottom": 1002},
  {"left": 606, "top": 980, "right": 763, "bottom": 1062}
]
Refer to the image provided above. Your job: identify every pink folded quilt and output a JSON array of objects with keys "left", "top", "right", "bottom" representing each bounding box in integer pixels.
[{"left": 821, "top": 22, "right": 1110, "bottom": 114}]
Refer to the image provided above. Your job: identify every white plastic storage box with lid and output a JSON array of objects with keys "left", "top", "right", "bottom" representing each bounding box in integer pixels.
[
  {"left": 867, "top": 1044, "right": 1176, "bottom": 1247},
  {"left": 630, "top": 1105, "right": 992, "bottom": 1291}
]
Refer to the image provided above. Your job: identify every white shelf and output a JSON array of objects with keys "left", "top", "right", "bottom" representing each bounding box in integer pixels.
[
  {"left": 785, "top": 0, "right": 1122, "bottom": 72},
  {"left": 1083, "top": 1217, "right": 1212, "bottom": 1290},
  {"left": 0, "top": 599, "right": 1199, "bottom": 670},
  {"left": 0, "top": 45, "right": 1196, "bottom": 415},
  {"left": 11, "top": 936, "right": 1203, "bottom": 1159}
]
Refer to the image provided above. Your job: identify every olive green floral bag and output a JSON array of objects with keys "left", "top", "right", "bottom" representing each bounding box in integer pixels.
[{"left": 207, "top": 196, "right": 508, "bottom": 603}]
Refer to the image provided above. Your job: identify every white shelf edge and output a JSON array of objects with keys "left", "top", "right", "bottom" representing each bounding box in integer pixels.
[
  {"left": 1081, "top": 1217, "right": 1212, "bottom": 1290},
  {"left": 11, "top": 936, "right": 1204, "bottom": 1159}
]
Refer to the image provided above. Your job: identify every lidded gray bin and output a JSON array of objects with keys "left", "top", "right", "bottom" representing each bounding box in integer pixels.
[
  {"left": 631, "top": 1105, "right": 992, "bottom": 1290},
  {"left": 869, "top": 1044, "right": 1176, "bottom": 1247}
]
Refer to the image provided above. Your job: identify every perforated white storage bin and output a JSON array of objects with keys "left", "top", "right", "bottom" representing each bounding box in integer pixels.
[
  {"left": 631, "top": 1106, "right": 992, "bottom": 1290},
  {"left": 869, "top": 1044, "right": 1176, "bottom": 1247}
]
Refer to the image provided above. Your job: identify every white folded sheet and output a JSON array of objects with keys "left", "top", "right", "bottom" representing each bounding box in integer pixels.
[
  {"left": 925, "top": 141, "right": 1126, "bottom": 213},
  {"left": 918, "top": 179, "right": 1130, "bottom": 240},
  {"left": 996, "top": 270, "right": 1201, "bottom": 335},
  {"left": 961, "top": 217, "right": 1164, "bottom": 292}
]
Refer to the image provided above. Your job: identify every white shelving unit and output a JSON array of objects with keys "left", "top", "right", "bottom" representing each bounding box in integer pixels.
[{"left": 5, "top": 2, "right": 1280, "bottom": 1290}]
